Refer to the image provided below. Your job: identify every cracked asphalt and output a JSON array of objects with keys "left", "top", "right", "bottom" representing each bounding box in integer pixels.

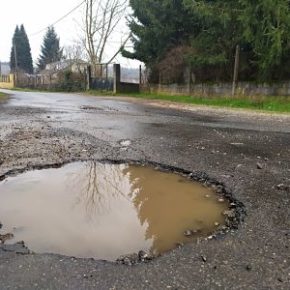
[{"left": 0, "top": 89, "right": 289, "bottom": 290}]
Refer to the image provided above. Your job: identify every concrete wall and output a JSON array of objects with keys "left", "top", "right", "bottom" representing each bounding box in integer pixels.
[
  {"left": 0, "top": 74, "right": 14, "bottom": 89},
  {"left": 118, "top": 82, "right": 140, "bottom": 94},
  {"left": 113, "top": 64, "right": 140, "bottom": 94},
  {"left": 147, "top": 82, "right": 290, "bottom": 97}
]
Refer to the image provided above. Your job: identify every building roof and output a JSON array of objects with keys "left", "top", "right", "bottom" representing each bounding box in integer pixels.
[{"left": 41, "top": 59, "right": 88, "bottom": 74}]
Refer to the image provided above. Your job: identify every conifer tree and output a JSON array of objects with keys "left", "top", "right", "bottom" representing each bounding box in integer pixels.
[
  {"left": 239, "top": 0, "right": 290, "bottom": 80},
  {"left": 10, "top": 25, "right": 33, "bottom": 74},
  {"left": 125, "top": 0, "right": 290, "bottom": 82},
  {"left": 10, "top": 26, "right": 20, "bottom": 72},
  {"left": 37, "top": 26, "right": 63, "bottom": 70}
]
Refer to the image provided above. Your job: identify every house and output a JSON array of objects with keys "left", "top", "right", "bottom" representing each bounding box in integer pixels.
[{"left": 42, "top": 59, "right": 89, "bottom": 75}]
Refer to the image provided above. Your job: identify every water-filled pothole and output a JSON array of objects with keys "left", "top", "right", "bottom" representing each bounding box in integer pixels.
[{"left": 0, "top": 162, "right": 230, "bottom": 261}]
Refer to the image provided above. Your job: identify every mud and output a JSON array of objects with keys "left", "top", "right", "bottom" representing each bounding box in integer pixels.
[{"left": 0, "top": 89, "right": 289, "bottom": 290}]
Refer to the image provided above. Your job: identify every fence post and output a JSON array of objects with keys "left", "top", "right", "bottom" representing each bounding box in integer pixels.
[
  {"left": 113, "top": 64, "right": 121, "bottom": 94},
  {"left": 185, "top": 65, "right": 192, "bottom": 95},
  {"left": 86, "top": 65, "right": 92, "bottom": 90},
  {"left": 105, "top": 64, "right": 108, "bottom": 82},
  {"left": 232, "top": 44, "right": 240, "bottom": 97},
  {"left": 139, "top": 65, "right": 142, "bottom": 85}
]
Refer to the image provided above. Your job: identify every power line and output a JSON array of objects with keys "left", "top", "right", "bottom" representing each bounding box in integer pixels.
[{"left": 29, "top": 0, "right": 86, "bottom": 37}]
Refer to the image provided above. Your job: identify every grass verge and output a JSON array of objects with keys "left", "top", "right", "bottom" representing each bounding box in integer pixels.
[
  {"left": 8, "top": 87, "right": 44, "bottom": 92},
  {"left": 9, "top": 87, "right": 83, "bottom": 93},
  {"left": 0, "top": 92, "right": 8, "bottom": 100},
  {"left": 119, "top": 92, "right": 290, "bottom": 113}
]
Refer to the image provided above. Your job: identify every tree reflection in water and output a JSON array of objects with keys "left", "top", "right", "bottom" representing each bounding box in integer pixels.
[
  {"left": 68, "top": 162, "right": 226, "bottom": 256},
  {"left": 126, "top": 166, "right": 224, "bottom": 256},
  {"left": 70, "top": 162, "right": 177, "bottom": 255},
  {"left": 70, "top": 162, "right": 136, "bottom": 218}
]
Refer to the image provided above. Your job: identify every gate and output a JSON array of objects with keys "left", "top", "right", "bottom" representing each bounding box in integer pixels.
[
  {"left": 89, "top": 64, "right": 114, "bottom": 91},
  {"left": 91, "top": 78, "right": 113, "bottom": 91}
]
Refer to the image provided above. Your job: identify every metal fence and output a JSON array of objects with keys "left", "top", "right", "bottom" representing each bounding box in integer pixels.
[{"left": 90, "top": 64, "right": 114, "bottom": 91}]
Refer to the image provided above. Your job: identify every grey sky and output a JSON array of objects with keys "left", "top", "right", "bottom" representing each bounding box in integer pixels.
[{"left": 0, "top": 0, "right": 139, "bottom": 67}]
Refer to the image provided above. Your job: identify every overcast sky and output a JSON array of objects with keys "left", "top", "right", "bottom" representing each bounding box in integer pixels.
[{"left": 0, "top": 0, "right": 140, "bottom": 67}]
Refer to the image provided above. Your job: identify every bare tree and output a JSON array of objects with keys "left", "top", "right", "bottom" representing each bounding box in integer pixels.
[
  {"left": 82, "top": 0, "right": 127, "bottom": 71},
  {"left": 69, "top": 161, "right": 132, "bottom": 219},
  {"left": 63, "top": 43, "right": 85, "bottom": 61}
]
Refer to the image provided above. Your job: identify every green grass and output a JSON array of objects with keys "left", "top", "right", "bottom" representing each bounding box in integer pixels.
[
  {"left": 119, "top": 92, "right": 290, "bottom": 113},
  {"left": 10, "top": 87, "right": 81, "bottom": 93},
  {"left": 1, "top": 87, "right": 50, "bottom": 93},
  {"left": 9, "top": 87, "right": 86, "bottom": 93},
  {"left": 9, "top": 87, "right": 43, "bottom": 92},
  {"left": 86, "top": 90, "right": 117, "bottom": 96},
  {"left": 0, "top": 92, "right": 7, "bottom": 100}
]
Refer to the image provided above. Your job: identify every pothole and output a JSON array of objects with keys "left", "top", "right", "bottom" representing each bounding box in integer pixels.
[{"left": 0, "top": 161, "right": 234, "bottom": 261}]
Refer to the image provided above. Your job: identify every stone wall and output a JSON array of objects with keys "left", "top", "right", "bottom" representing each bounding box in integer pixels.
[{"left": 147, "top": 82, "right": 290, "bottom": 97}]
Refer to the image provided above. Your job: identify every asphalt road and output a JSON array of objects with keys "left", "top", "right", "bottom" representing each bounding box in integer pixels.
[{"left": 0, "top": 89, "right": 289, "bottom": 290}]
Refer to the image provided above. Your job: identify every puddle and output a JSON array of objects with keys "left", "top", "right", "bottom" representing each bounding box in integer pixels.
[{"left": 0, "top": 162, "right": 229, "bottom": 261}]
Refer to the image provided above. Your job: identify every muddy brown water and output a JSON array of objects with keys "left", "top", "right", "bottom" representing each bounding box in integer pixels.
[{"left": 0, "top": 162, "right": 229, "bottom": 260}]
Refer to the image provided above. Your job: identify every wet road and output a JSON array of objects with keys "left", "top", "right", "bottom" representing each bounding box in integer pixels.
[{"left": 0, "top": 89, "right": 290, "bottom": 290}]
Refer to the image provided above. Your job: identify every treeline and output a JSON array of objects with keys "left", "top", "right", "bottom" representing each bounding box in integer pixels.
[
  {"left": 10, "top": 25, "right": 62, "bottom": 74},
  {"left": 124, "top": 0, "right": 290, "bottom": 83}
]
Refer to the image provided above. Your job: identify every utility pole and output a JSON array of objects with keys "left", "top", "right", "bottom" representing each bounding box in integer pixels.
[
  {"left": 139, "top": 65, "right": 142, "bottom": 86},
  {"left": 232, "top": 44, "right": 240, "bottom": 97},
  {"left": 13, "top": 40, "right": 18, "bottom": 72},
  {"left": 13, "top": 40, "right": 18, "bottom": 86}
]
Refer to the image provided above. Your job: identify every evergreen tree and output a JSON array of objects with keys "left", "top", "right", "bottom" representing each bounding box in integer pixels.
[
  {"left": 125, "top": 0, "right": 290, "bottom": 82},
  {"left": 19, "top": 25, "right": 34, "bottom": 74},
  {"left": 10, "top": 26, "right": 20, "bottom": 72},
  {"left": 124, "top": 0, "right": 240, "bottom": 82},
  {"left": 185, "top": 0, "right": 251, "bottom": 81},
  {"left": 123, "top": 0, "right": 196, "bottom": 77},
  {"left": 239, "top": 0, "right": 290, "bottom": 80},
  {"left": 37, "top": 26, "right": 63, "bottom": 70},
  {"left": 10, "top": 25, "right": 34, "bottom": 74}
]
